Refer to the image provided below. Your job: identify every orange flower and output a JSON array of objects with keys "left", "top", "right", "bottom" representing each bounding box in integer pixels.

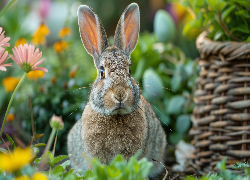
[
  {"left": 53, "top": 40, "right": 68, "bottom": 53},
  {"left": 39, "top": 86, "right": 44, "bottom": 93},
  {"left": 9, "top": 44, "right": 48, "bottom": 73},
  {"left": 6, "top": 113, "right": 15, "bottom": 122},
  {"left": 32, "top": 23, "right": 50, "bottom": 46},
  {"left": 15, "top": 38, "right": 27, "bottom": 47},
  {"left": 2, "top": 76, "right": 21, "bottom": 93},
  {"left": 69, "top": 70, "right": 76, "bottom": 78},
  {"left": 59, "top": 27, "right": 72, "bottom": 38},
  {"left": 51, "top": 76, "right": 56, "bottom": 84},
  {"left": 27, "top": 70, "right": 45, "bottom": 81}
]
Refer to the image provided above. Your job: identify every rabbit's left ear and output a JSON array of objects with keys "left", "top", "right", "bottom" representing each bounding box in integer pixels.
[
  {"left": 78, "top": 5, "right": 109, "bottom": 63},
  {"left": 114, "top": 3, "right": 140, "bottom": 55}
]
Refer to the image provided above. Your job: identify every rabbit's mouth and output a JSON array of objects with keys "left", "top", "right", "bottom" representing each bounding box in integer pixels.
[
  {"left": 114, "top": 102, "right": 125, "bottom": 110},
  {"left": 110, "top": 101, "right": 132, "bottom": 115}
]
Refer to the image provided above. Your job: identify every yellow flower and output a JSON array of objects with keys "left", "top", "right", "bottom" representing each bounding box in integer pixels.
[
  {"left": 32, "top": 172, "right": 48, "bottom": 180},
  {"left": 59, "top": 27, "right": 72, "bottom": 38},
  {"left": 32, "top": 35, "right": 46, "bottom": 46},
  {"left": 172, "top": 2, "right": 186, "bottom": 20},
  {"left": 53, "top": 40, "right": 68, "bottom": 53},
  {"left": 0, "top": 147, "right": 32, "bottom": 172},
  {"left": 32, "top": 23, "right": 50, "bottom": 46},
  {"left": 27, "top": 70, "right": 45, "bottom": 81},
  {"left": 15, "top": 38, "right": 27, "bottom": 47},
  {"left": 2, "top": 76, "right": 21, "bottom": 93},
  {"left": 7, "top": 113, "right": 15, "bottom": 122},
  {"left": 13, "top": 175, "right": 29, "bottom": 180},
  {"left": 182, "top": 11, "right": 201, "bottom": 39}
]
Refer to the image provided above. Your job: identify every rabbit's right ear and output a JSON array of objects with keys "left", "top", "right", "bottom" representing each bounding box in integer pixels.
[
  {"left": 78, "top": 5, "right": 109, "bottom": 65},
  {"left": 114, "top": 3, "right": 140, "bottom": 55}
]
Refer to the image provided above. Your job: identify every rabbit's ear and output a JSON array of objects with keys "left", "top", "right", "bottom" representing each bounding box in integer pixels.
[
  {"left": 78, "top": 5, "right": 109, "bottom": 63},
  {"left": 114, "top": 3, "right": 140, "bottom": 55}
]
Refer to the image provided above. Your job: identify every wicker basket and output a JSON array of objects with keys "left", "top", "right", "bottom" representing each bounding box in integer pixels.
[{"left": 189, "top": 32, "right": 250, "bottom": 174}]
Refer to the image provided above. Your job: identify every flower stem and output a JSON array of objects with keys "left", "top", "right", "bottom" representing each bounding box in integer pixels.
[
  {"left": 217, "top": 11, "right": 241, "bottom": 41},
  {"left": 0, "top": 0, "right": 17, "bottom": 18},
  {"left": 52, "top": 130, "right": 59, "bottom": 158},
  {"left": 38, "top": 128, "right": 57, "bottom": 171},
  {"left": 0, "top": 73, "right": 26, "bottom": 138}
]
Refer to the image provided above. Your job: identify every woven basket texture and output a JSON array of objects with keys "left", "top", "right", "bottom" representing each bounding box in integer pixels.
[{"left": 190, "top": 32, "right": 250, "bottom": 174}]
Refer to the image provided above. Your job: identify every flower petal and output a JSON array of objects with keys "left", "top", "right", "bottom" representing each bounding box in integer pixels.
[
  {"left": 32, "top": 58, "right": 45, "bottom": 68},
  {"left": 0, "top": 66, "right": 7, "bottom": 71},
  {"left": 33, "top": 67, "right": 48, "bottom": 72}
]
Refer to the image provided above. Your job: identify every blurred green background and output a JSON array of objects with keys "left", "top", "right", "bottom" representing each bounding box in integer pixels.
[{"left": 0, "top": 0, "right": 199, "bottom": 155}]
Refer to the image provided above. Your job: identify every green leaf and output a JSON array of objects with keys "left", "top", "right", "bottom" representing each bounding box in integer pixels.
[
  {"left": 228, "top": 0, "right": 250, "bottom": 8},
  {"left": 246, "top": 36, "right": 250, "bottom": 43},
  {"left": 137, "top": 158, "right": 153, "bottom": 178},
  {"left": 134, "top": 58, "right": 146, "bottom": 80},
  {"left": 154, "top": 10, "right": 176, "bottom": 42},
  {"left": 183, "top": 20, "right": 199, "bottom": 36},
  {"left": 185, "top": 177, "right": 198, "bottom": 180},
  {"left": 34, "top": 157, "right": 42, "bottom": 165},
  {"left": 47, "top": 151, "right": 54, "bottom": 165},
  {"left": 207, "top": 0, "right": 225, "bottom": 10},
  {"left": 142, "top": 68, "right": 164, "bottom": 101},
  {"left": 176, "top": 114, "right": 191, "bottom": 134},
  {"left": 171, "top": 64, "right": 187, "bottom": 92},
  {"left": 169, "top": 132, "right": 183, "bottom": 144},
  {"left": 53, "top": 165, "right": 64, "bottom": 176},
  {"left": 206, "top": 0, "right": 216, "bottom": 7},
  {"left": 214, "top": 29, "right": 224, "bottom": 41},
  {"left": 0, "top": 147, "right": 8, "bottom": 154},
  {"left": 51, "top": 155, "right": 69, "bottom": 167},
  {"left": 5, "top": 133, "right": 15, "bottom": 148},
  {"left": 216, "top": 1, "right": 226, "bottom": 11},
  {"left": 222, "top": 5, "right": 235, "bottom": 21},
  {"left": 31, "top": 143, "right": 46, "bottom": 148},
  {"left": 170, "top": 75, "right": 182, "bottom": 92},
  {"left": 20, "top": 165, "right": 36, "bottom": 177},
  {"left": 235, "top": 9, "right": 250, "bottom": 18},
  {"left": 230, "top": 24, "right": 250, "bottom": 34},
  {"left": 167, "top": 96, "right": 186, "bottom": 114},
  {"left": 63, "top": 174, "right": 79, "bottom": 180},
  {"left": 216, "top": 157, "right": 227, "bottom": 170},
  {"left": 60, "top": 160, "right": 70, "bottom": 169},
  {"left": 75, "top": 170, "right": 86, "bottom": 178}
]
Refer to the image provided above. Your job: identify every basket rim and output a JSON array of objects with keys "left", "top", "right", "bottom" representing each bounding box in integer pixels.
[{"left": 196, "top": 32, "right": 250, "bottom": 61}]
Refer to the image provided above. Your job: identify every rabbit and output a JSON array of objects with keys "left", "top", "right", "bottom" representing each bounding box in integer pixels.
[{"left": 67, "top": 3, "right": 167, "bottom": 178}]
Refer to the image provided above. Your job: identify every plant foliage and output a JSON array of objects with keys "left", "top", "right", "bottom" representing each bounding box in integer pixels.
[
  {"left": 186, "top": 158, "right": 250, "bottom": 180},
  {"left": 170, "top": 0, "right": 250, "bottom": 42}
]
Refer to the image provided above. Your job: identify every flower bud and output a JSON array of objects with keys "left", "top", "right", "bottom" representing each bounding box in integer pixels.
[{"left": 50, "top": 114, "right": 64, "bottom": 130}]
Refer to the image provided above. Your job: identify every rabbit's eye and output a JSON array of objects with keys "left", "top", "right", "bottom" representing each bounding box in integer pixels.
[{"left": 100, "top": 67, "right": 105, "bottom": 79}]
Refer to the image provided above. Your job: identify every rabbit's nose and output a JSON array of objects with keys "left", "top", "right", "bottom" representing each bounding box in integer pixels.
[{"left": 113, "top": 86, "right": 127, "bottom": 102}]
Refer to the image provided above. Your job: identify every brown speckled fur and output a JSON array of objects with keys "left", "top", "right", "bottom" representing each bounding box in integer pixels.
[{"left": 68, "top": 3, "right": 167, "bottom": 178}]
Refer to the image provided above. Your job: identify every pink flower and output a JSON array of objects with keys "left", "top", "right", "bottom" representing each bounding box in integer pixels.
[
  {"left": 0, "top": 47, "right": 11, "bottom": 71},
  {"left": 9, "top": 44, "right": 48, "bottom": 73},
  {"left": 39, "top": 0, "right": 52, "bottom": 20},
  {"left": 0, "top": 27, "right": 10, "bottom": 47}
]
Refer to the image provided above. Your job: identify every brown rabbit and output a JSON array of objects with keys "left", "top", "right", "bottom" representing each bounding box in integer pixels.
[{"left": 67, "top": 3, "right": 167, "bottom": 178}]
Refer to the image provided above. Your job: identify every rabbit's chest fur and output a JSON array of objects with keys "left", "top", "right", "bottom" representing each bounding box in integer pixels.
[{"left": 82, "top": 103, "right": 147, "bottom": 164}]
